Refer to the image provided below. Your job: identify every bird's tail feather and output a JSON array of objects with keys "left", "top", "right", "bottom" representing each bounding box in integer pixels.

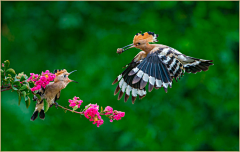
[
  {"left": 30, "top": 101, "right": 45, "bottom": 121},
  {"left": 183, "top": 57, "right": 213, "bottom": 74},
  {"left": 39, "top": 109, "right": 45, "bottom": 120},
  {"left": 31, "top": 111, "right": 39, "bottom": 121}
]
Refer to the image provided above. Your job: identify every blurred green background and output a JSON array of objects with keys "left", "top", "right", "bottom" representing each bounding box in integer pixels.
[{"left": 1, "top": 1, "right": 239, "bottom": 151}]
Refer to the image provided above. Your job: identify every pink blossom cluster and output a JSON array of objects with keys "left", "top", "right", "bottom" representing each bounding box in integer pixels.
[
  {"left": 27, "top": 70, "right": 56, "bottom": 92},
  {"left": 68, "top": 96, "right": 83, "bottom": 108},
  {"left": 104, "top": 106, "right": 125, "bottom": 122},
  {"left": 84, "top": 104, "right": 104, "bottom": 127}
]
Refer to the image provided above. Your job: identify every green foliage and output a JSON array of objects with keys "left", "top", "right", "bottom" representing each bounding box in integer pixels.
[
  {"left": 1, "top": 1, "right": 239, "bottom": 151},
  {"left": 43, "top": 99, "right": 49, "bottom": 113},
  {"left": 1, "top": 60, "right": 32, "bottom": 110}
]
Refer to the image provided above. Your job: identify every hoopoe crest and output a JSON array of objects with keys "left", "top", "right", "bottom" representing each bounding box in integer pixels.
[
  {"left": 31, "top": 69, "right": 78, "bottom": 121},
  {"left": 113, "top": 31, "right": 213, "bottom": 104}
]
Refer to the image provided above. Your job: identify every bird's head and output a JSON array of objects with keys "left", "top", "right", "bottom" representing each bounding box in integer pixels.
[
  {"left": 53, "top": 69, "right": 78, "bottom": 84},
  {"left": 117, "top": 31, "right": 158, "bottom": 54}
]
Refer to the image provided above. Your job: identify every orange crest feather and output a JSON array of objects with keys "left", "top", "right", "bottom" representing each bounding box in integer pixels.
[
  {"left": 55, "top": 69, "right": 68, "bottom": 76},
  {"left": 133, "top": 31, "right": 158, "bottom": 43}
]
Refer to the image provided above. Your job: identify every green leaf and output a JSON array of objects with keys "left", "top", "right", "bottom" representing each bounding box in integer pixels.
[
  {"left": 11, "top": 85, "right": 18, "bottom": 91},
  {"left": 6, "top": 68, "right": 16, "bottom": 76},
  {"left": 4, "top": 60, "right": 10, "bottom": 70},
  {"left": 13, "top": 81, "right": 21, "bottom": 87},
  {"left": 18, "top": 92, "right": 21, "bottom": 105},
  {"left": 25, "top": 96, "right": 30, "bottom": 109},
  {"left": 21, "top": 81, "right": 28, "bottom": 85},
  {"left": 20, "top": 75, "right": 26, "bottom": 82},
  {"left": 19, "top": 85, "right": 28, "bottom": 91},
  {"left": 43, "top": 99, "right": 49, "bottom": 113},
  {"left": 22, "top": 91, "right": 26, "bottom": 100},
  {"left": 29, "top": 81, "right": 34, "bottom": 88},
  {"left": 73, "top": 105, "right": 78, "bottom": 111},
  {"left": 35, "top": 94, "right": 41, "bottom": 100},
  {"left": 1, "top": 69, "right": 4, "bottom": 77}
]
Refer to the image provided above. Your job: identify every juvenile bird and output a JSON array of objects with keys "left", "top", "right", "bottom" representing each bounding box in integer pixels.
[
  {"left": 31, "top": 69, "right": 78, "bottom": 121},
  {"left": 113, "top": 31, "right": 213, "bottom": 103}
]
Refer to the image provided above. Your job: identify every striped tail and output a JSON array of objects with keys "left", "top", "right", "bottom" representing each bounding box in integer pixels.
[
  {"left": 30, "top": 101, "right": 45, "bottom": 121},
  {"left": 182, "top": 57, "right": 213, "bottom": 74}
]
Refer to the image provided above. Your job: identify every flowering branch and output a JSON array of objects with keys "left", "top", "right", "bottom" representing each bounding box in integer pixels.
[
  {"left": 54, "top": 103, "right": 83, "bottom": 114},
  {"left": 1, "top": 60, "right": 125, "bottom": 127}
]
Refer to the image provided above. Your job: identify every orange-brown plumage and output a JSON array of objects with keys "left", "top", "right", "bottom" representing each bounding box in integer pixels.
[{"left": 31, "top": 69, "right": 77, "bottom": 121}]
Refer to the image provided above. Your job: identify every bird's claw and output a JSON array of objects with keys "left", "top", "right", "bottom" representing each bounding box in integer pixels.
[{"left": 54, "top": 102, "right": 59, "bottom": 109}]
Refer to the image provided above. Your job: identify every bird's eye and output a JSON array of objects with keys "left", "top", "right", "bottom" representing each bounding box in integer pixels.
[
  {"left": 137, "top": 43, "right": 141, "bottom": 45},
  {"left": 64, "top": 75, "right": 66, "bottom": 78}
]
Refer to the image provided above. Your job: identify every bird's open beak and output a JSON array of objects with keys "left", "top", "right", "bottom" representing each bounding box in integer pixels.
[
  {"left": 69, "top": 70, "right": 77, "bottom": 75},
  {"left": 69, "top": 80, "right": 78, "bottom": 83},
  {"left": 68, "top": 70, "right": 78, "bottom": 83}
]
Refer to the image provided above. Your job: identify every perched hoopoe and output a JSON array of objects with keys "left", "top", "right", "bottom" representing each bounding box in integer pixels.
[
  {"left": 113, "top": 31, "right": 213, "bottom": 103},
  {"left": 31, "top": 69, "right": 78, "bottom": 121}
]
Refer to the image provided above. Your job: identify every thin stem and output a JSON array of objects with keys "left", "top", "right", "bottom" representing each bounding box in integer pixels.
[
  {"left": 1, "top": 87, "right": 12, "bottom": 92},
  {"left": 1, "top": 84, "right": 17, "bottom": 92},
  {"left": 53, "top": 103, "right": 84, "bottom": 115},
  {"left": 53, "top": 103, "right": 107, "bottom": 116}
]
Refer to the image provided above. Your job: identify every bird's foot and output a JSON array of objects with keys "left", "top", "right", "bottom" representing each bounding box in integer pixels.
[{"left": 54, "top": 102, "right": 59, "bottom": 109}]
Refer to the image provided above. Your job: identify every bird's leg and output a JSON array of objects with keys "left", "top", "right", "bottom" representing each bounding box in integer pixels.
[{"left": 54, "top": 102, "right": 59, "bottom": 109}]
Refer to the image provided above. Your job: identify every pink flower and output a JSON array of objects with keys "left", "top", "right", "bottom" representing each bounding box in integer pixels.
[
  {"left": 84, "top": 104, "right": 99, "bottom": 119},
  {"left": 113, "top": 111, "right": 125, "bottom": 121},
  {"left": 93, "top": 116, "right": 104, "bottom": 127},
  {"left": 27, "top": 73, "right": 39, "bottom": 82},
  {"left": 29, "top": 70, "right": 56, "bottom": 92},
  {"left": 104, "top": 106, "right": 113, "bottom": 115},
  {"left": 84, "top": 104, "right": 104, "bottom": 127},
  {"left": 68, "top": 96, "right": 83, "bottom": 108}
]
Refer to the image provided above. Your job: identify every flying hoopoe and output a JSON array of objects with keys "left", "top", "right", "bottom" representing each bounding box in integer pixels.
[
  {"left": 31, "top": 69, "right": 78, "bottom": 121},
  {"left": 112, "top": 31, "right": 213, "bottom": 103}
]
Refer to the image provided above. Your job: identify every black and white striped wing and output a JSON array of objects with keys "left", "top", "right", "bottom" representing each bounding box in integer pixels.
[
  {"left": 128, "top": 49, "right": 184, "bottom": 92},
  {"left": 160, "top": 47, "right": 213, "bottom": 74},
  {"left": 112, "top": 60, "right": 147, "bottom": 104},
  {"left": 112, "top": 48, "right": 184, "bottom": 103}
]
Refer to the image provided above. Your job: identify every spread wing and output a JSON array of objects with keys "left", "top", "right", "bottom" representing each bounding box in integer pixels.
[
  {"left": 112, "top": 48, "right": 184, "bottom": 103},
  {"left": 112, "top": 58, "right": 146, "bottom": 104},
  {"left": 161, "top": 47, "right": 214, "bottom": 74}
]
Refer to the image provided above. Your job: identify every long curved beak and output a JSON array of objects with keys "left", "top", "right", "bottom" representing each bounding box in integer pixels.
[
  {"left": 70, "top": 80, "right": 78, "bottom": 83},
  {"left": 68, "top": 70, "right": 78, "bottom": 83},
  {"left": 69, "top": 70, "right": 77, "bottom": 75},
  {"left": 121, "top": 44, "right": 135, "bottom": 53}
]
